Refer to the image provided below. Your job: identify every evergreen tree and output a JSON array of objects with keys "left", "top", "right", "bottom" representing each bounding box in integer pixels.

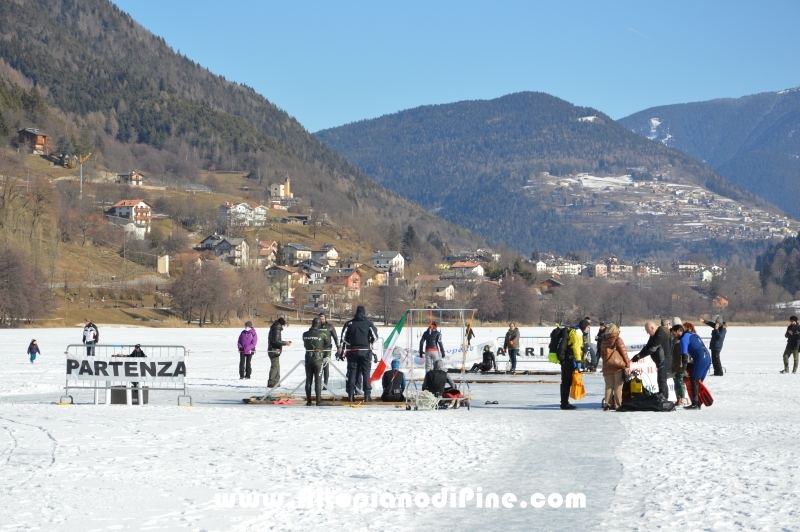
[
  {"left": 75, "top": 129, "right": 94, "bottom": 158},
  {"left": 386, "top": 223, "right": 400, "bottom": 251},
  {"left": 401, "top": 225, "right": 419, "bottom": 256},
  {"left": 55, "top": 135, "right": 75, "bottom": 157}
]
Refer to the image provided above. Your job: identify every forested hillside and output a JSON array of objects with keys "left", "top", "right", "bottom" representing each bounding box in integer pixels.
[
  {"left": 0, "top": 0, "right": 480, "bottom": 250},
  {"left": 316, "top": 91, "right": 777, "bottom": 259},
  {"left": 757, "top": 232, "right": 800, "bottom": 295},
  {"left": 619, "top": 88, "right": 800, "bottom": 219}
]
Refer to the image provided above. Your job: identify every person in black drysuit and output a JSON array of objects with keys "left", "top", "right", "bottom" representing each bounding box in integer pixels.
[
  {"left": 631, "top": 321, "right": 672, "bottom": 400},
  {"left": 469, "top": 345, "right": 497, "bottom": 372},
  {"left": 381, "top": 358, "right": 406, "bottom": 402},
  {"left": 703, "top": 316, "right": 727, "bottom": 376},
  {"left": 267, "top": 318, "right": 291, "bottom": 388},
  {"left": 318, "top": 313, "right": 339, "bottom": 387},
  {"left": 419, "top": 322, "right": 446, "bottom": 373},
  {"left": 340, "top": 306, "right": 378, "bottom": 402},
  {"left": 422, "top": 359, "right": 455, "bottom": 397},
  {"left": 302, "top": 318, "right": 327, "bottom": 406}
]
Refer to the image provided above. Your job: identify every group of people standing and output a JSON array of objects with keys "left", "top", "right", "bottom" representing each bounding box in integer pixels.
[
  {"left": 583, "top": 317, "right": 718, "bottom": 411},
  {"left": 235, "top": 311, "right": 730, "bottom": 410}
]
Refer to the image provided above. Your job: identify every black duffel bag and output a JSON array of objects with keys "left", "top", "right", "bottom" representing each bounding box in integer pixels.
[{"left": 616, "top": 394, "right": 675, "bottom": 412}]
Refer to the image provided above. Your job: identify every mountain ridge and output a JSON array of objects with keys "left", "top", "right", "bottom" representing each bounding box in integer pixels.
[
  {"left": 618, "top": 88, "right": 800, "bottom": 219},
  {"left": 0, "top": 0, "right": 481, "bottom": 252},
  {"left": 316, "top": 91, "right": 785, "bottom": 261}
]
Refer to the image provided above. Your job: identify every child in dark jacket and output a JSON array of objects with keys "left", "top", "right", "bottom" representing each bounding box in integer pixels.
[{"left": 28, "top": 340, "right": 40, "bottom": 363}]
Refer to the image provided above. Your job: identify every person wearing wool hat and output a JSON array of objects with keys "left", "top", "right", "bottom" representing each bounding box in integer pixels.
[
  {"left": 303, "top": 318, "right": 327, "bottom": 406},
  {"left": 782, "top": 316, "right": 800, "bottom": 374},
  {"left": 381, "top": 357, "right": 407, "bottom": 402},
  {"left": 703, "top": 315, "right": 727, "bottom": 376},
  {"left": 268, "top": 318, "right": 291, "bottom": 387},
  {"left": 238, "top": 320, "right": 258, "bottom": 380}
]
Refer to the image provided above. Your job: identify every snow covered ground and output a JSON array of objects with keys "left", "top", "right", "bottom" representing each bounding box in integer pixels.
[{"left": 2, "top": 325, "right": 799, "bottom": 531}]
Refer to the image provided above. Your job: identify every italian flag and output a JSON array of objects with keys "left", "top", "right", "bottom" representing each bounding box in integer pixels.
[{"left": 369, "top": 311, "right": 407, "bottom": 383}]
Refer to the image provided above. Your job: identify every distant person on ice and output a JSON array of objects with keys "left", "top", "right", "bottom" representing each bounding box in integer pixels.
[
  {"left": 82, "top": 318, "right": 99, "bottom": 356},
  {"left": 782, "top": 316, "right": 800, "bottom": 374},
  {"left": 469, "top": 345, "right": 497, "bottom": 373},
  {"left": 27, "top": 339, "right": 40, "bottom": 363},
  {"left": 303, "top": 318, "right": 327, "bottom": 406},
  {"left": 267, "top": 318, "right": 291, "bottom": 388},
  {"left": 631, "top": 321, "right": 671, "bottom": 400},
  {"left": 237, "top": 321, "right": 258, "bottom": 380},
  {"left": 503, "top": 323, "right": 520, "bottom": 372},
  {"left": 703, "top": 315, "right": 727, "bottom": 376},
  {"left": 381, "top": 357, "right": 406, "bottom": 402},
  {"left": 340, "top": 305, "right": 378, "bottom": 402},
  {"left": 419, "top": 322, "right": 445, "bottom": 373},
  {"left": 422, "top": 359, "right": 455, "bottom": 397}
]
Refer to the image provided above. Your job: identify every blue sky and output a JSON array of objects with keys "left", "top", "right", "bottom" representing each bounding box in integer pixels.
[{"left": 114, "top": 0, "right": 799, "bottom": 132}]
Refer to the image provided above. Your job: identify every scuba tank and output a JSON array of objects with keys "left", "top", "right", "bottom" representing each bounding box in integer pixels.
[{"left": 630, "top": 374, "right": 644, "bottom": 395}]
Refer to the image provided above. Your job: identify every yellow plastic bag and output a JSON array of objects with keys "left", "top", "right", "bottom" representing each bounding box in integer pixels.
[{"left": 570, "top": 370, "right": 586, "bottom": 401}]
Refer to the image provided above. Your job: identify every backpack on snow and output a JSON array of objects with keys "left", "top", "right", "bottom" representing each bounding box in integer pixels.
[{"left": 548, "top": 326, "right": 571, "bottom": 363}]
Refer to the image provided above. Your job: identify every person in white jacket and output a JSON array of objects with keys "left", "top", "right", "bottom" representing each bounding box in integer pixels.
[{"left": 82, "top": 318, "right": 99, "bottom": 356}]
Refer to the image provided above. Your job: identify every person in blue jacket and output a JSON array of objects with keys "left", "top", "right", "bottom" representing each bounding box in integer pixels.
[{"left": 672, "top": 324, "right": 711, "bottom": 410}]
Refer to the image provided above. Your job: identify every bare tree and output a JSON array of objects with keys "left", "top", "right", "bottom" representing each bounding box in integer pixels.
[
  {"left": 500, "top": 275, "right": 539, "bottom": 324},
  {"left": 0, "top": 250, "right": 47, "bottom": 326},
  {"left": 237, "top": 268, "right": 268, "bottom": 319},
  {"left": 470, "top": 282, "right": 503, "bottom": 322}
]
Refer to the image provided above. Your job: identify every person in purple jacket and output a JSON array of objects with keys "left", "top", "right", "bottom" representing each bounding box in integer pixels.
[{"left": 238, "top": 321, "right": 258, "bottom": 380}]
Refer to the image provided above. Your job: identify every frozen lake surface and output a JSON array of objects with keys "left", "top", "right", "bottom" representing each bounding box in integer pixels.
[{"left": 1, "top": 325, "right": 799, "bottom": 531}]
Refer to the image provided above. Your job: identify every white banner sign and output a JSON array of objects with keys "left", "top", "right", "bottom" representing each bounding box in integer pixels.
[{"left": 65, "top": 356, "right": 186, "bottom": 383}]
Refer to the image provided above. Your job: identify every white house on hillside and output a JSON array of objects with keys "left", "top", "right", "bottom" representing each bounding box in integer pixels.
[
  {"left": 371, "top": 251, "right": 405, "bottom": 277},
  {"left": 451, "top": 261, "right": 485, "bottom": 277},
  {"left": 218, "top": 202, "right": 268, "bottom": 227},
  {"left": 310, "top": 244, "right": 340, "bottom": 266},
  {"left": 106, "top": 199, "right": 153, "bottom": 234}
]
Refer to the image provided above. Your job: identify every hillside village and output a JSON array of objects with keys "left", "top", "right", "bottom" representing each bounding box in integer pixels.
[
  {"left": 529, "top": 172, "right": 799, "bottom": 242},
  {"left": 3, "top": 122, "right": 790, "bottom": 328},
  {"left": 9, "top": 129, "right": 744, "bottom": 324}
]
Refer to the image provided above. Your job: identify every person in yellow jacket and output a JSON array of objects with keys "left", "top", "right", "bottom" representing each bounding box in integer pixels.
[
  {"left": 567, "top": 327, "right": 585, "bottom": 365},
  {"left": 561, "top": 319, "right": 589, "bottom": 410}
]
